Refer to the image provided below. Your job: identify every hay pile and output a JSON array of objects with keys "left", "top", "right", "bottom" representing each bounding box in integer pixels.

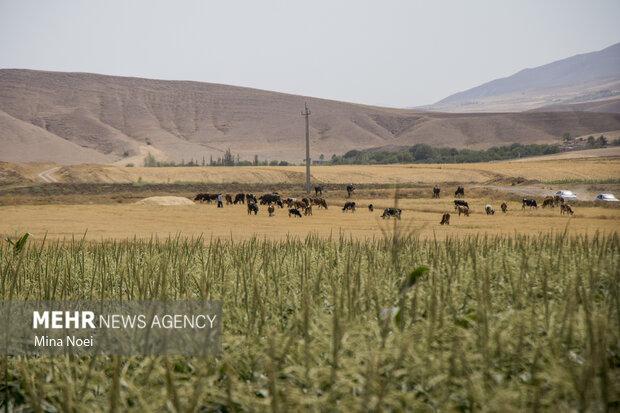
[{"left": 135, "top": 196, "right": 194, "bottom": 206}]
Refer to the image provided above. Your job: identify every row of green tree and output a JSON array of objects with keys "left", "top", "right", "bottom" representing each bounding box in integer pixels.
[
  {"left": 142, "top": 150, "right": 289, "bottom": 167},
  {"left": 330, "top": 143, "right": 561, "bottom": 165}
]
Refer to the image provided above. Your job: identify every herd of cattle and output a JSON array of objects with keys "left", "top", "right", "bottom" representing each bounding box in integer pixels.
[
  {"left": 436, "top": 186, "right": 575, "bottom": 225},
  {"left": 193, "top": 185, "right": 403, "bottom": 219},
  {"left": 193, "top": 184, "right": 575, "bottom": 224}
]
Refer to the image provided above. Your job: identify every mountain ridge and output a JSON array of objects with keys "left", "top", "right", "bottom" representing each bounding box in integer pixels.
[
  {"left": 1, "top": 68, "right": 620, "bottom": 164},
  {"left": 429, "top": 42, "right": 620, "bottom": 112}
]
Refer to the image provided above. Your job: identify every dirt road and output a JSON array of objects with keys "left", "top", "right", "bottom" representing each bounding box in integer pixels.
[{"left": 37, "top": 167, "right": 60, "bottom": 183}]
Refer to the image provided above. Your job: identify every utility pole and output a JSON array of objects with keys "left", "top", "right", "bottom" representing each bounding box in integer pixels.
[{"left": 301, "top": 102, "right": 311, "bottom": 193}]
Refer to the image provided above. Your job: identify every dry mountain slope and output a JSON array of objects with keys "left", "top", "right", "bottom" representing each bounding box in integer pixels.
[
  {"left": 430, "top": 42, "right": 620, "bottom": 113},
  {"left": 1, "top": 69, "right": 620, "bottom": 164}
]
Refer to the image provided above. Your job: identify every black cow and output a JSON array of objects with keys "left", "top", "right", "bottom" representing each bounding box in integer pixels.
[
  {"left": 260, "top": 193, "right": 281, "bottom": 205},
  {"left": 501, "top": 202, "right": 508, "bottom": 213},
  {"left": 288, "top": 208, "right": 302, "bottom": 218},
  {"left": 194, "top": 193, "right": 217, "bottom": 203},
  {"left": 455, "top": 186, "right": 465, "bottom": 197},
  {"left": 368, "top": 204, "right": 374, "bottom": 212},
  {"left": 342, "top": 201, "right": 356, "bottom": 212},
  {"left": 246, "top": 194, "right": 257, "bottom": 204},
  {"left": 381, "top": 208, "right": 402, "bottom": 219},
  {"left": 346, "top": 184, "right": 355, "bottom": 198},
  {"left": 247, "top": 202, "right": 259, "bottom": 215},
  {"left": 454, "top": 199, "right": 469, "bottom": 210},
  {"left": 314, "top": 185, "right": 324, "bottom": 196},
  {"left": 522, "top": 199, "right": 538, "bottom": 209},
  {"left": 432, "top": 186, "right": 441, "bottom": 199},
  {"left": 233, "top": 193, "right": 246, "bottom": 204}
]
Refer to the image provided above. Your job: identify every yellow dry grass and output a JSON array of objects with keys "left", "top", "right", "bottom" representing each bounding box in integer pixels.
[
  {"left": 48, "top": 156, "right": 620, "bottom": 184},
  {"left": 1, "top": 197, "right": 617, "bottom": 242}
]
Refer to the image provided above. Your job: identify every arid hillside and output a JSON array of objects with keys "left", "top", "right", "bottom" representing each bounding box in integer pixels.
[
  {"left": 429, "top": 42, "right": 620, "bottom": 112},
  {"left": 2, "top": 69, "right": 620, "bottom": 164}
]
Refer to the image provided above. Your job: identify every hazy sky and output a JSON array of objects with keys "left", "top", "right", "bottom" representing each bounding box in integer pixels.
[{"left": 1, "top": 0, "right": 619, "bottom": 107}]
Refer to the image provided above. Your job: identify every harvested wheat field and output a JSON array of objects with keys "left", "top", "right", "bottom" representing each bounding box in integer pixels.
[
  {"left": 1, "top": 197, "right": 618, "bottom": 241},
  {"left": 1, "top": 153, "right": 619, "bottom": 186},
  {"left": 29, "top": 156, "right": 620, "bottom": 184}
]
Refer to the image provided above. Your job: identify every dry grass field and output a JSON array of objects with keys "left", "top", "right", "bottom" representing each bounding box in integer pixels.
[
  {"left": 1, "top": 154, "right": 618, "bottom": 242},
  {"left": 3, "top": 152, "right": 617, "bottom": 185},
  {"left": 1, "top": 196, "right": 618, "bottom": 242}
]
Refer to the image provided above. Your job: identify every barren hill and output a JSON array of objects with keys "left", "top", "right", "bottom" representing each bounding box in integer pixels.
[
  {"left": 1, "top": 69, "right": 620, "bottom": 164},
  {"left": 430, "top": 42, "right": 620, "bottom": 113}
]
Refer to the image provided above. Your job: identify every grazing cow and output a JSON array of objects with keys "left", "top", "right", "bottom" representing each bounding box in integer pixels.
[
  {"left": 225, "top": 194, "right": 234, "bottom": 205},
  {"left": 485, "top": 204, "right": 495, "bottom": 215},
  {"left": 346, "top": 184, "right": 355, "bottom": 198},
  {"left": 501, "top": 202, "right": 508, "bottom": 213},
  {"left": 194, "top": 193, "right": 217, "bottom": 203},
  {"left": 247, "top": 202, "right": 259, "bottom": 215},
  {"left": 432, "top": 185, "right": 441, "bottom": 199},
  {"left": 288, "top": 208, "right": 302, "bottom": 218},
  {"left": 342, "top": 201, "right": 356, "bottom": 212},
  {"left": 542, "top": 197, "right": 554, "bottom": 208},
  {"left": 284, "top": 197, "right": 295, "bottom": 208},
  {"left": 312, "top": 197, "right": 328, "bottom": 209},
  {"left": 455, "top": 186, "right": 465, "bottom": 197},
  {"left": 314, "top": 185, "right": 324, "bottom": 196},
  {"left": 454, "top": 199, "right": 469, "bottom": 210},
  {"left": 304, "top": 205, "right": 313, "bottom": 216},
  {"left": 246, "top": 194, "right": 257, "bottom": 204},
  {"left": 368, "top": 204, "right": 374, "bottom": 212},
  {"left": 554, "top": 195, "right": 564, "bottom": 206},
  {"left": 259, "top": 193, "right": 281, "bottom": 205},
  {"left": 275, "top": 199, "right": 284, "bottom": 208},
  {"left": 267, "top": 204, "right": 275, "bottom": 217},
  {"left": 522, "top": 199, "right": 538, "bottom": 209},
  {"left": 440, "top": 212, "right": 450, "bottom": 225},
  {"left": 560, "top": 204, "right": 574, "bottom": 215},
  {"left": 456, "top": 205, "right": 470, "bottom": 216},
  {"left": 233, "top": 193, "right": 246, "bottom": 204},
  {"left": 381, "top": 208, "right": 402, "bottom": 219}
]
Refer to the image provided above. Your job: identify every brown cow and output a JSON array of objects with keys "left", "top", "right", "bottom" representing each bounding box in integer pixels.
[
  {"left": 542, "top": 197, "right": 554, "bottom": 208},
  {"left": 560, "top": 204, "right": 574, "bottom": 215},
  {"left": 440, "top": 213, "right": 450, "bottom": 225},
  {"left": 457, "top": 205, "right": 470, "bottom": 216}
]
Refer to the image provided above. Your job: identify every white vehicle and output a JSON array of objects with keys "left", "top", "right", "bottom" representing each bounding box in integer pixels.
[
  {"left": 594, "top": 193, "right": 619, "bottom": 202},
  {"left": 555, "top": 190, "right": 577, "bottom": 200}
]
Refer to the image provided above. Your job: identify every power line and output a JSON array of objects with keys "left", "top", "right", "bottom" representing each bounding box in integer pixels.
[{"left": 301, "top": 102, "right": 311, "bottom": 193}]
